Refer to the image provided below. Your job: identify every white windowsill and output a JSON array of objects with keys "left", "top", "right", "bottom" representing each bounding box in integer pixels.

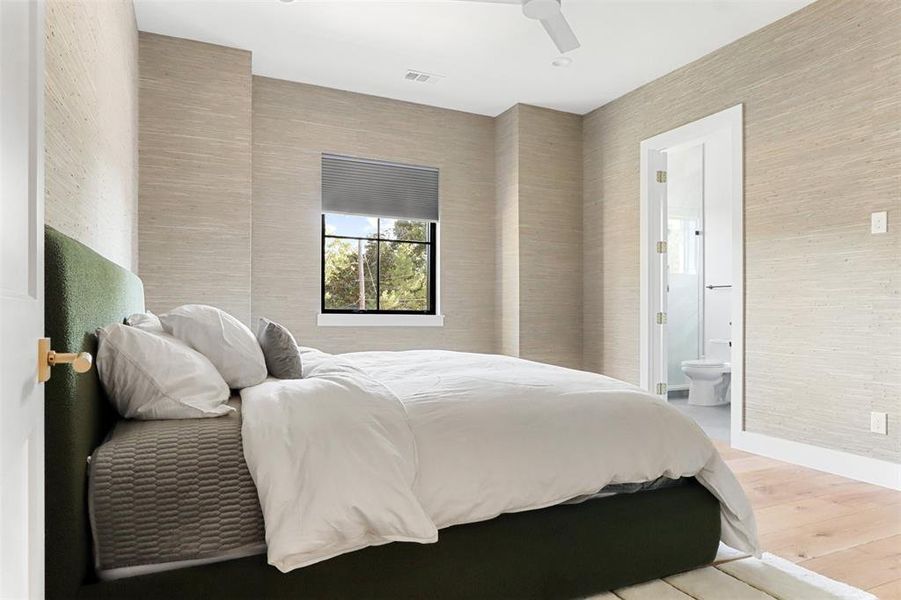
[{"left": 317, "top": 313, "right": 445, "bottom": 327}]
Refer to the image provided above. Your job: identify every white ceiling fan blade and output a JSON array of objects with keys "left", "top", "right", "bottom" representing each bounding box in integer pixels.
[
  {"left": 540, "top": 11, "right": 580, "bottom": 53},
  {"left": 452, "top": 0, "right": 522, "bottom": 4}
]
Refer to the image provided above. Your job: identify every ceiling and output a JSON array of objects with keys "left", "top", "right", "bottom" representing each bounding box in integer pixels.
[{"left": 134, "top": 0, "right": 812, "bottom": 117}]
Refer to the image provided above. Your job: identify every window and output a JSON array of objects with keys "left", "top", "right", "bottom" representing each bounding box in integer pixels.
[
  {"left": 320, "top": 154, "right": 439, "bottom": 316},
  {"left": 321, "top": 214, "right": 437, "bottom": 314}
]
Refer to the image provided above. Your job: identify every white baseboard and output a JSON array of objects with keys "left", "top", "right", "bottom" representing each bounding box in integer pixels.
[{"left": 732, "top": 430, "right": 901, "bottom": 491}]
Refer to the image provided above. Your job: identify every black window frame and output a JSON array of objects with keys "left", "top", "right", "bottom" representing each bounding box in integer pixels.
[{"left": 321, "top": 214, "right": 438, "bottom": 315}]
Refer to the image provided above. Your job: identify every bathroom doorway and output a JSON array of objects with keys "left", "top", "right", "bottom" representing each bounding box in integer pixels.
[{"left": 639, "top": 105, "right": 743, "bottom": 443}]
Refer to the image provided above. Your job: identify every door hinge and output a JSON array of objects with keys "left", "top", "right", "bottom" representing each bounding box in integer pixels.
[
  {"left": 656, "top": 383, "right": 668, "bottom": 395},
  {"left": 656, "top": 312, "right": 667, "bottom": 325},
  {"left": 656, "top": 170, "right": 667, "bottom": 183},
  {"left": 656, "top": 240, "right": 667, "bottom": 254}
]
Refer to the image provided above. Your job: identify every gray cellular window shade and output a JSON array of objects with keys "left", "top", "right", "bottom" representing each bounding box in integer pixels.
[{"left": 322, "top": 154, "right": 439, "bottom": 222}]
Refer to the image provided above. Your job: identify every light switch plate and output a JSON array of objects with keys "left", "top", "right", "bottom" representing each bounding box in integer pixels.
[
  {"left": 871, "top": 211, "right": 887, "bottom": 234},
  {"left": 870, "top": 411, "right": 888, "bottom": 435}
]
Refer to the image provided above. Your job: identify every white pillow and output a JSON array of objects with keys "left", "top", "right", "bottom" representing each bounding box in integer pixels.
[
  {"left": 96, "top": 323, "right": 232, "bottom": 420},
  {"left": 160, "top": 304, "right": 267, "bottom": 389},
  {"left": 126, "top": 310, "right": 163, "bottom": 334}
]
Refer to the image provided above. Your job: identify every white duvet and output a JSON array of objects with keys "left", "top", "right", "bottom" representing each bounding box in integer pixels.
[{"left": 241, "top": 349, "right": 758, "bottom": 573}]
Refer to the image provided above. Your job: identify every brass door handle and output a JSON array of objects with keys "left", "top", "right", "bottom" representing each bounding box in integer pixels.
[{"left": 37, "top": 337, "right": 92, "bottom": 383}]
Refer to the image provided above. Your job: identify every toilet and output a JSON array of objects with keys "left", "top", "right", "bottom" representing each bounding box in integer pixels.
[
  {"left": 680, "top": 360, "right": 731, "bottom": 406},
  {"left": 681, "top": 340, "right": 731, "bottom": 406},
  {"left": 682, "top": 338, "right": 732, "bottom": 406}
]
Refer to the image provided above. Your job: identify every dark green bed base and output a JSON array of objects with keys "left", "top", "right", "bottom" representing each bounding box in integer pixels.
[{"left": 45, "top": 225, "right": 721, "bottom": 599}]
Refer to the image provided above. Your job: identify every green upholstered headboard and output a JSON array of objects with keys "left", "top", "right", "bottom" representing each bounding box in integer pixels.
[{"left": 44, "top": 226, "right": 144, "bottom": 599}]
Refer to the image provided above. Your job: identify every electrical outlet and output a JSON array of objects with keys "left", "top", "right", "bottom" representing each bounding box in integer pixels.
[
  {"left": 871, "top": 211, "right": 887, "bottom": 234},
  {"left": 870, "top": 411, "right": 888, "bottom": 435}
]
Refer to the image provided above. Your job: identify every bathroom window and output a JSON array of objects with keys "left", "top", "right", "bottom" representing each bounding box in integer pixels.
[{"left": 668, "top": 217, "right": 699, "bottom": 275}]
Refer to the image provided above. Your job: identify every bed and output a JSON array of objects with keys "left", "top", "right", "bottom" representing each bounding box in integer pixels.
[{"left": 45, "top": 225, "right": 740, "bottom": 599}]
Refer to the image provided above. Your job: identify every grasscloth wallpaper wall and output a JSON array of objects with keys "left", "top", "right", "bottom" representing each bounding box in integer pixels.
[
  {"left": 138, "top": 33, "right": 253, "bottom": 323},
  {"left": 582, "top": 0, "right": 900, "bottom": 461},
  {"left": 517, "top": 105, "right": 582, "bottom": 369},
  {"left": 495, "top": 105, "right": 582, "bottom": 369},
  {"left": 495, "top": 108, "right": 521, "bottom": 358},
  {"left": 252, "top": 77, "right": 497, "bottom": 353},
  {"left": 136, "top": 42, "right": 583, "bottom": 358},
  {"left": 45, "top": 0, "right": 138, "bottom": 271}
]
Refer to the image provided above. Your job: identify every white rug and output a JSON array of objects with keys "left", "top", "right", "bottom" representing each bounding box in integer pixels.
[{"left": 589, "top": 545, "right": 876, "bottom": 600}]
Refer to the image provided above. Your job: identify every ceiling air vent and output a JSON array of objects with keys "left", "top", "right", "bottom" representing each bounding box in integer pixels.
[{"left": 403, "top": 69, "right": 443, "bottom": 84}]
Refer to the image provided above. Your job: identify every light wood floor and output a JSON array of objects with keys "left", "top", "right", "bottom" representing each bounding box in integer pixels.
[{"left": 714, "top": 441, "right": 901, "bottom": 598}]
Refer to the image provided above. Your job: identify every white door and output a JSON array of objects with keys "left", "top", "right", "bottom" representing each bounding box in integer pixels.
[
  {"left": 649, "top": 150, "right": 668, "bottom": 397},
  {"left": 0, "top": 1, "right": 45, "bottom": 598}
]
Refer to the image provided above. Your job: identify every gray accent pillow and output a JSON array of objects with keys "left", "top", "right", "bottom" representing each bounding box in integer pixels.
[{"left": 255, "top": 318, "right": 303, "bottom": 379}]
